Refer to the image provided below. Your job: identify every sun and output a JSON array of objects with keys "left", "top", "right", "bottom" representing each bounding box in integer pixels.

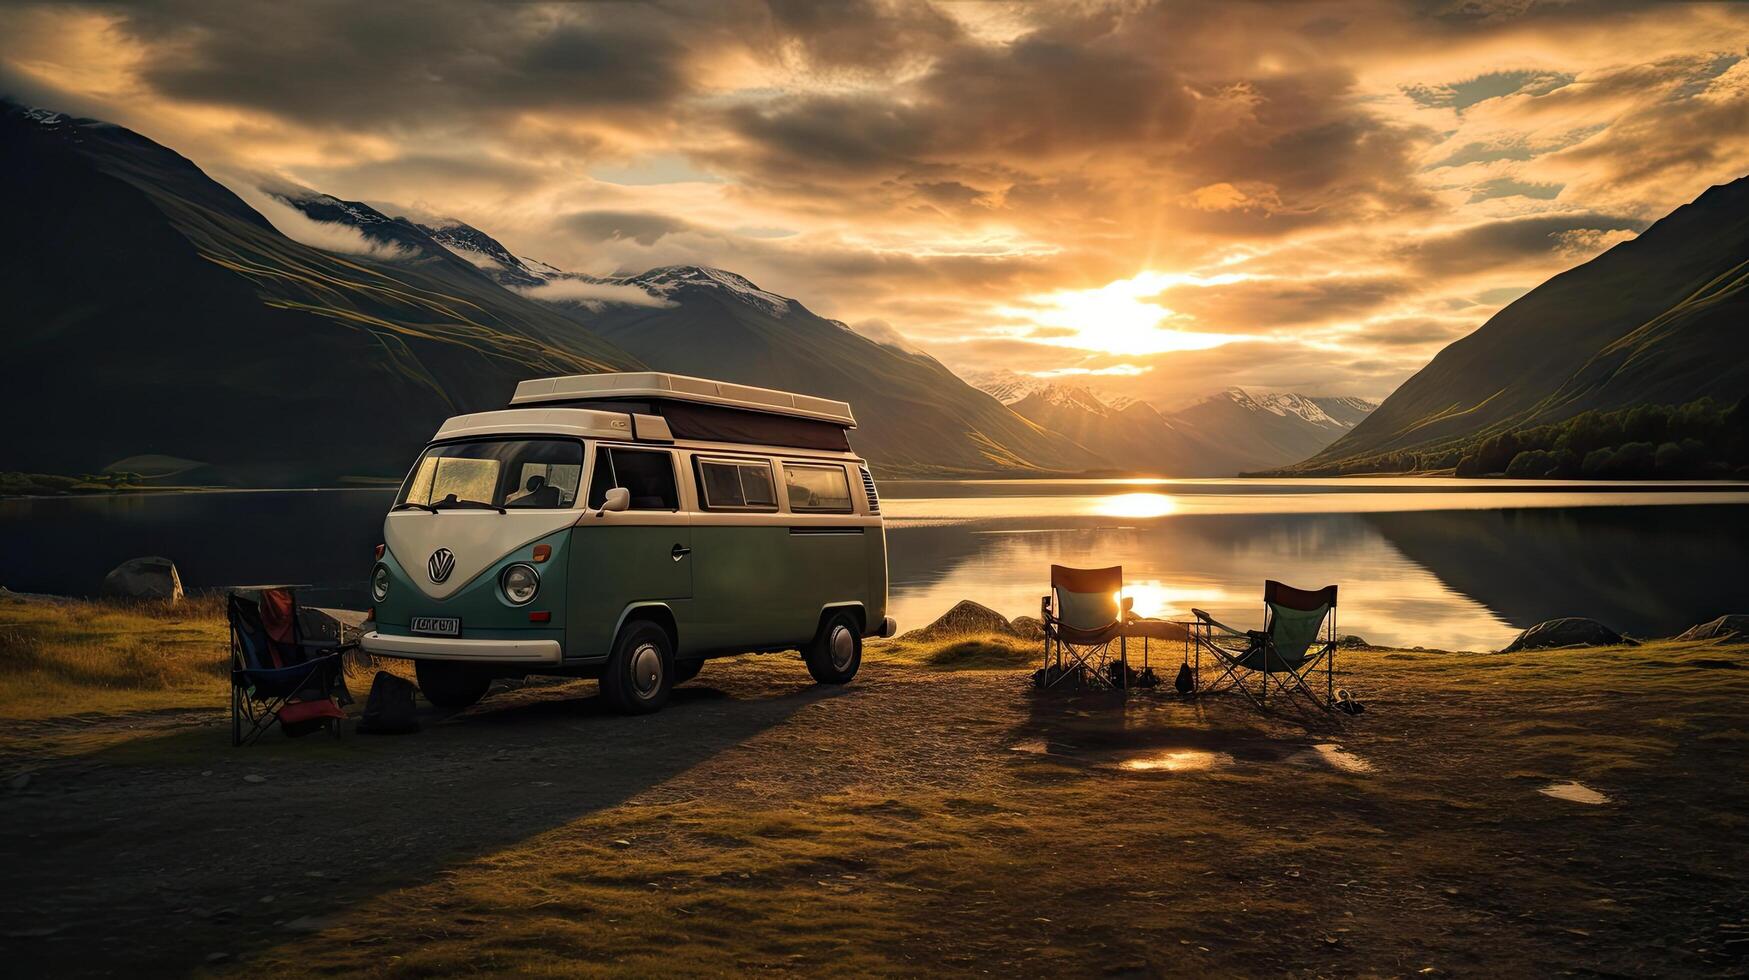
[{"left": 1001, "top": 271, "right": 1252, "bottom": 357}]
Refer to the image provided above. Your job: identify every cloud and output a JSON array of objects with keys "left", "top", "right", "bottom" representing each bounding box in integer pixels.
[
  {"left": 230, "top": 180, "right": 414, "bottom": 259},
  {"left": 510, "top": 278, "right": 676, "bottom": 310},
  {"left": 4, "top": 0, "right": 1747, "bottom": 407},
  {"left": 1398, "top": 212, "right": 1647, "bottom": 276},
  {"left": 563, "top": 210, "right": 696, "bottom": 246}
]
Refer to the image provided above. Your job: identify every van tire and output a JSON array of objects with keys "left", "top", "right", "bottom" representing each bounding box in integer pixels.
[
  {"left": 601, "top": 621, "right": 674, "bottom": 714},
  {"left": 805, "top": 612, "right": 862, "bottom": 685},
  {"left": 415, "top": 661, "right": 491, "bottom": 709}
]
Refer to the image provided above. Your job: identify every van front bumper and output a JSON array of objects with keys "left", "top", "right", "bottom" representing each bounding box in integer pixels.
[{"left": 360, "top": 631, "right": 563, "bottom": 665}]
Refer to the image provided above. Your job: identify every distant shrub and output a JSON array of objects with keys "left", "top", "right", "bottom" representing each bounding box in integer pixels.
[{"left": 1505, "top": 449, "right": 1562, "bottom": 478}]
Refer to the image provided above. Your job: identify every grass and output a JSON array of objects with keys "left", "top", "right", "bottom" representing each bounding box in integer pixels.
[
  {"left": 0, "top": 593, "right": 231, "bottom": 717},
  {"left": 869, "top": 630, "right": 1041, "bottom": 670},
  {"left": 0, "top": 593, "right": 412, "bottom": 722},
  {"left": 3, "top": 593, "right": 1747, "bottom": 974},
  {"left": 237, "top": 638, "right": 1746, "bottom": 976}
]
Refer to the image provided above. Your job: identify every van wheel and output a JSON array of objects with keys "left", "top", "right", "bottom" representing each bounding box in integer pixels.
[
  {"left": 805, "top": 612, "right": 862, "bottom": 685},
  {"left": 415, "top": 661, "right": 490, "bottom": 709},
  {"left": 601, "top": 621, "right": 673, "bottom": 714},
  {"left": 674, "top": 659, "right": 702, "bottom": 685}
]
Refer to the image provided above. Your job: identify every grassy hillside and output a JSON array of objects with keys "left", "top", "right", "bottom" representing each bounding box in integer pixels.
[
  {"left": 575, "top": 273, "right": 1102, "bottom": 476},
  {"left": 1, "top": 106, "right": 641, "bottom": 486},
  {"left": 1287, "top": 395, "right": 1749, "bottom": 478},
  {"left": 1296, "top": 176, "right": 1749, "bottom": 474}
]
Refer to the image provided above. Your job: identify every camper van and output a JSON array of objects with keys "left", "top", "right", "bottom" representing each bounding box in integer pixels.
[{"left": 359, "top": 373, "right": 895, "bottom": 715}]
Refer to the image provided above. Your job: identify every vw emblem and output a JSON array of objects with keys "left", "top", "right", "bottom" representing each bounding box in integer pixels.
[{"left": 427, "top": 548, "right": 456, "bottom": 584}]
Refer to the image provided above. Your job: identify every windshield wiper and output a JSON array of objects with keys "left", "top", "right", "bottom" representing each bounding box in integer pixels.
[
  {"left": 431, "top": 499, "right": 507, "bottom": 514},
  {"left": 391, "top": 502, "right": 437, "bottom": 513}
]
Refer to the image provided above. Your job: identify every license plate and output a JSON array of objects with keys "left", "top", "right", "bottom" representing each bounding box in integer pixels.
[{"left": 411, "top": 617, "right": 461, "bottom": 637}]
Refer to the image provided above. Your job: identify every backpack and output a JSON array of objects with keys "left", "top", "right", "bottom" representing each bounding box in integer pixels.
[
  {"left": 1174, "top": 661, "right": 1195, "bottom": 694},
  {"left": 356, "top": 671, "right": 421, "bottom": 734}
]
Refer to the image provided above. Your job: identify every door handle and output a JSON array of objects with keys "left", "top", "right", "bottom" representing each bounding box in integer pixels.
[{"left": 671, "top": 544, "right": 692, "bottom": 561}]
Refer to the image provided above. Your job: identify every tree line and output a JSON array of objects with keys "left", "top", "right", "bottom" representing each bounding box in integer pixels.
[{"left": 1306, "top": 396, "right": 1749, "bottom": 479}]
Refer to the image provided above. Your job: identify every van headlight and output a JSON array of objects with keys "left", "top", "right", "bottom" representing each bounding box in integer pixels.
[
  {"left": 500, "top": 563, "right": 540, "bottom": 605},
  {"left": 371, "top": 564, "right": 391, "bottom": 602}
]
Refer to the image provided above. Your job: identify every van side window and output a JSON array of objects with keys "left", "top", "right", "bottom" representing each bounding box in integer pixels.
[
  {"left": 696, "top": 458, "right": 778, "bottom": 511},
  {"left": 588, "top": 446, "right": 679, "bottom": 511},
  {"left": 783, "top": 463, "right": 854, "bottom": 513}
]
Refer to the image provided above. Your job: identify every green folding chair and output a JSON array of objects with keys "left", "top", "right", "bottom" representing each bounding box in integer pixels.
[
  {"left": 1190, "top": 581, "right": 1339, "bottom": 712},
  {"left": 1039, "top": 564, "right": 1132, "bottom": 689}
]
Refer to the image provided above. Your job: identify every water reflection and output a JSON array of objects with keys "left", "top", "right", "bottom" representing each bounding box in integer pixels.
[
  {"left": 1096, "top": 492, "right": 1178, "bottom": 519},
  {"left": 882, "top": 481, "right": 1749, "bottom": 651},
  {"left": 3, "top": 480, "right": 1746, "bottom": 652}
]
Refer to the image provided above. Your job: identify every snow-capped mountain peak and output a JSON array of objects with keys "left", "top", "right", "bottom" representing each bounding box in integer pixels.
[
  {"left": 964, "top": 369, "right": 1115, "bottom": 415},
  {"left": 1221, "top": 387, "right": 1341, "bottom": 427},
  {"left": 626, "top": 266, "right": 794, "bottom": 317},
  {"left": 417, "top": 220, "right": 527, "bottom": 274}
]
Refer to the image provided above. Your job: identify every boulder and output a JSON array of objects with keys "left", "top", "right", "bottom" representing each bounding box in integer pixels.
[
  {"left": 902, "top": 600, "right": 1029, "bottom": 641},
  {"left": 1501, "top": 617, "right": 1630, "bottom": 653},
  {"left": 1008, "top": 615, "right": 1046, "bottom": 640},
  {"left": 100, "top": 556, "right": 183, "bottom": 603},
  {"left": 1674, "top": 615, "right": 1749, "bottom": 643}
]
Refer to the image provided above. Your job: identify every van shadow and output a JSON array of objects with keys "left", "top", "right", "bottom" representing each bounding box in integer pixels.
[{"left": 0, "top": 671, "right": 849, "bottom": 977}]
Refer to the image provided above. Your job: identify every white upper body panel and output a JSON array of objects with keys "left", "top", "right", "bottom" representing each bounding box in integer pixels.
[{"left": 508, "top": 371, "right": 856, "bottom": 427}]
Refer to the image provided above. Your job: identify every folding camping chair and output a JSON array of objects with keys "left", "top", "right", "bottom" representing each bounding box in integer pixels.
[
  {"left": 1190, "top": 581, "right": 1339, "bottom": 712},
  {"left": 228, "top": 589, "right": 353, "bottom": 745},
  {"left": 1039, "top": 565, "right": 1132, "bottom": 689}
]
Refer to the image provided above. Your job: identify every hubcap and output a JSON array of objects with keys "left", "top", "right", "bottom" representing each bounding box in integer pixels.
[
  {"left": 829, "top": 625, "right": 855, "bottom": 671},
  {"left": 630, "top": 643, "right": 663, "bottom": 698}
]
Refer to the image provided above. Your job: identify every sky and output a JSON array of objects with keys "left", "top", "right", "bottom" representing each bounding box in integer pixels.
[{"left": 5, "top": 0, "right": 1749, "bottom": 407}]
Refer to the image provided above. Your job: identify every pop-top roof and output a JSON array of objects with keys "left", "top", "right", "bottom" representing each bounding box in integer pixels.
[{"left": 509, "top": 372, "right": 856, "bottom": 427}]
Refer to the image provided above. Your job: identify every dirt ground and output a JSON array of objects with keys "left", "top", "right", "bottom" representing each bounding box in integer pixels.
[{"left": 1, "top": 640, "right": 1746, "bottom": 977}]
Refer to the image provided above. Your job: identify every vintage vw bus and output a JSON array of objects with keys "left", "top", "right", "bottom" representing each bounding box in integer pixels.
[{"left": 359, "top": 372, "right": 895, "bottom": 714}]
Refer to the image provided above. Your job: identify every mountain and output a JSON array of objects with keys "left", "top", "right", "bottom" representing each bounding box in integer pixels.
[
  {"left": 1, "top": 104, "right": 644, "bottom": 485},
  {"left": 1297, "top": 175, "right": 1749, "bottom": 473},
  {"left": 554, "top": 267, "right": 1104, "bottom": 476},
  {"left": 273, "top": 203, "right": 1103, "bottom": 476},
  {"left": 964, "top": 372, "right": 1376, "bottom": 475}
]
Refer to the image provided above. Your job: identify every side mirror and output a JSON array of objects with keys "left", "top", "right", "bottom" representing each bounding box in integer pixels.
[{"left": 599, "top": 487, "right": 630, "bottom": 514}]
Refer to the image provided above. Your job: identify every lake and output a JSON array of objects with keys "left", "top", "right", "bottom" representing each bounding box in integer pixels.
[{"left": 4, "top": 479, "right": 1747, "bottom": 650}]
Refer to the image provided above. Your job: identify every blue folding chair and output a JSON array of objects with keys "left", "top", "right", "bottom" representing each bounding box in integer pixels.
[{"left": 228, "top": 589, "right": 351, "bottom": 745}]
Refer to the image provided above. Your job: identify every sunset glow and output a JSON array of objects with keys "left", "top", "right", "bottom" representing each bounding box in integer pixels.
[{"left": 5, "top": 1, "right": 1747, "bottom": 408}]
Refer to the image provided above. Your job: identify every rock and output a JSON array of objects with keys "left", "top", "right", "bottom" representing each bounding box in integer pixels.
[
  {"left": 1337, "top": 634, "right": 1371, "bottom": 648},
  {"left": 1674, "top": 615, "right": 1749, "bottom": 643},
  {"left": 9, "top": 772, "right": 31, "bottom": 791},
  {"left": 1501, "top": 617, "right": 1631, "bottom": 653},
  {"left": 100, "top": 556, "right": 184, "bottom": 603},
  {"left": 912, "top": 600, "right": 1014, "bottom": 638},
  {"left": 243, "top": 774, "right": 267, "bottom": 784},
  {"left": 901, "top": 599, "right": 1040, "bottom": 641}
]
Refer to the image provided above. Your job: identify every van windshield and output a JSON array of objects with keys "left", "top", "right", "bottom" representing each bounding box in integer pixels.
[{"left": 397, "top": 439, "right": 583, "bottom": 510}]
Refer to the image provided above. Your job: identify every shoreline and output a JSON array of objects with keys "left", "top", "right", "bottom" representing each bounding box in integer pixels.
[{"left": 9, "top": 475, "right": 1749, "bottom": 502}]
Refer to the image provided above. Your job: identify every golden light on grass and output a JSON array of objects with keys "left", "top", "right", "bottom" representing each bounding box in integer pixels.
[{"left": 1117, "top": 749, "right": 1232, "bottom": 772}]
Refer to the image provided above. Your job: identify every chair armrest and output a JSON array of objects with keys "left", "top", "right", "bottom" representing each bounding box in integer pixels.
[
  {"left": 1040, "top": 595, "right": 1054, "bottom": 623},
  {"left": 1191, "top": 608, "right": 1248, "bottom": 637}
]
